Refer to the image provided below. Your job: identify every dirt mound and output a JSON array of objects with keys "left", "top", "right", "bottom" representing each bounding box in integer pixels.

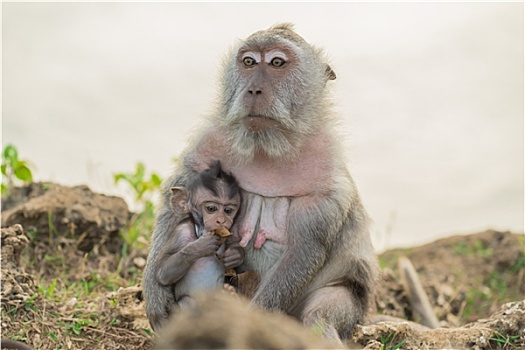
[
  {"left": 377, "top": 230, "right": 524, "bottom": 326},
  {"left": 1, "top": 182, "right": 130, "bottom": 254}
]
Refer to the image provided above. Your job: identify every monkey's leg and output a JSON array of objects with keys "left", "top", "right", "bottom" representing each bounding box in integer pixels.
[
  {"left": 178, "top": 295, "right": 197, "bottom": 308},
  {"left": 300, "top": 286, "right": 363, "bottom": 345}
]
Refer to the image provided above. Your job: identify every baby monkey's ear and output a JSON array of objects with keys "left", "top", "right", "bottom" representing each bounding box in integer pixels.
[{"left": 170, "top": 187, "right": 189, "bottom": 213}]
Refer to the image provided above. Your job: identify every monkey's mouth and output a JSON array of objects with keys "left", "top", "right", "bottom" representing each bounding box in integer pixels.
[{"left": 243, "top": 114, "right": 278, "bottom": 132}]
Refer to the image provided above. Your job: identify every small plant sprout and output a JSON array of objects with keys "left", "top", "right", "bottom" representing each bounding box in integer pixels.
[{"left": 1, "top": 144, "right": 34, "bottom": 196}]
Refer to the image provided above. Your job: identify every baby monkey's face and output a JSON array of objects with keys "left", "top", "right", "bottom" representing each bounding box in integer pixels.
[{"left": 200, "top": 192, "right": 240, "bottom": 232}]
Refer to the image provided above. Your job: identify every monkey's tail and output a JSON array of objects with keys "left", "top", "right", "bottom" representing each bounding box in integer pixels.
[{"left": 398, "top": 256, "right": 440, "bottom": 329}]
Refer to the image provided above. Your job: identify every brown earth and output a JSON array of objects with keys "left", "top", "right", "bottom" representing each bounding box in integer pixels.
[{"left": 1, "top": 182, "right": 524, "bottom": 349}]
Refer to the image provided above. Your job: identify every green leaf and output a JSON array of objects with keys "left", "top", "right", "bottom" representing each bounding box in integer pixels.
[
  {"left": 135, "top": 163, "right": 145, "bottom": 180},
  {"left": 3, "top": 144, "right": 19, "bottom": 163},
  {"left": 150, "top": 173, "right": 162, "bottom": 187},
  {"left": 72, "top": 323, "right": 82, "bottom": 335},
  {"left": 114, "top": 173, "right": 130, "bottom": 185},
  {"left": 47, "top": 331, "right": 59, "bottom": 343},
  {"left": 14, "top": 165, "right": 33, "bottom": 182},
  {"left": 47, "top": 278, "right": 57, "bottom": 298}
]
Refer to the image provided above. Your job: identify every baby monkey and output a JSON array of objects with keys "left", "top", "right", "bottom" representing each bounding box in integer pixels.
[{"left": 154, "top": 161, "right": 242, "bottom": 308}]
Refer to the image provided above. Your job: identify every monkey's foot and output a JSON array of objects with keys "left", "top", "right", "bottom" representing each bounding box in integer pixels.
[{"left": 222, "top": 283, "right": 238, "bottom": 298}]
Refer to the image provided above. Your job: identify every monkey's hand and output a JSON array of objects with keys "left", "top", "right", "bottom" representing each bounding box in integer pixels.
[
  {"left": 190, "top": 234, "right": 223, "bottom": 257},
  {"left": 217, "top": 235, "right": 245, "bottom": 269}
]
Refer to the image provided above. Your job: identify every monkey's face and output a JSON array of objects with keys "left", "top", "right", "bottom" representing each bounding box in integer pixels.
[
  {"left": 194, "top": 189, "right": 240, "bottom": 232},
  {"left": 218, "top": 28, "right": 335, "bottom": 162},
  {"left": 200, "top": 198, "right": 240, "bottom": 232},
  {"left": 235, "top": 46, "right": 297, "bottom": 134}
]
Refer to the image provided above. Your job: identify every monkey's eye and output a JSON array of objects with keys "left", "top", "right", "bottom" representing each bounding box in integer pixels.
[
  {"left": 243, "top": 57, "right": 256, "bottom": 67},
  {"left": 224, "top": 207, "right": 235, "bottom": 215},
  {"left": 270, "top": 57, "right": 285, "bottom": 67},
  {"left": 205, "top": 205, "right": 218, "bottom": 213}
]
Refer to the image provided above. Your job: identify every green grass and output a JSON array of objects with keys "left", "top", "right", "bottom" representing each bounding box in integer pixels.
[
  {"left": 511, "top": 254, "right": 525, "bottom": 272},
  {"left": 460, "top": 267, "right": 518, "bottom": 320},
  {"left": 453, "top": 240, "right": 493, "bottom": 258},
  {"left": 489, "top": 332, "right": 521, "bottom": 349},
  {"left": 379, "top": 332, "right": 407, "bottom": 350},
  {"left": 378, "top": 248, "right": 413, "bottom": 270}
]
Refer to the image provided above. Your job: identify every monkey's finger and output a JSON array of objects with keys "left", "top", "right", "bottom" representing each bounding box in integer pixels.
[
  {"left": 221, "top": 255, "right": 243, "bottom": 267},
  {"left": 222, "top": 253, "right": 242, "bottom": 261},
  {"left": 203, "top": 234, "right": 222, "bottom": 243},
  {"left": 226, "top": 234, "right": 241, "bottom": 244}
]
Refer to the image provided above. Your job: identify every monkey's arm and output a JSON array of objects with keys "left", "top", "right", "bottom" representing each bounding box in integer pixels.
[
  {"left": 252, "top": 193, "right": 347, "bottom": 311},
  {"left": 142, "top": 169, "right": 196, "bottom": 331},
  {"left": 142, "top": 207, "right": 178, "bottom": 331},
  {"left": 156, "top": 233, "right": 221, "bottom": 286}
]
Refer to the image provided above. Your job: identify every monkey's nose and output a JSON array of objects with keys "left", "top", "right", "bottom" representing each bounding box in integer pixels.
[{"left": 248, "top": 88, "right": 262, "bottom": 95}]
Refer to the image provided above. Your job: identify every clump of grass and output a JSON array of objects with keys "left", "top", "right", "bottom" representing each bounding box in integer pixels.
[
  {"left": 489, "top": 332, "right": 521, "bottom": 350},
  {"left": 453, "top": 240, "right": 493, "bottom": 258},
  {"left": 379, "top": 332, "right": 407, "bottom": 350}
]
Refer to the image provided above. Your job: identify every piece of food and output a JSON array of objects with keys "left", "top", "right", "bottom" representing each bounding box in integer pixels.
[{"left": 210, "top": 227, "right": 232, "bottom": 243}]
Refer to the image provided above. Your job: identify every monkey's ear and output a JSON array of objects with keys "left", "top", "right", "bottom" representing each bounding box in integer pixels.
[
  {"left": 325, "top": 64, "right": 336, "bottom": 81},
  {"left": 170, "top": 187, "right": 189, "bottom": 213}
]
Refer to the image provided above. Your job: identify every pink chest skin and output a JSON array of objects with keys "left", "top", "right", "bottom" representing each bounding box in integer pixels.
[
  {"left": 189, "top": 126, "right": 335, "bottom": 196},
  {"left": 187, "top": 126, "right": 336, "bottom": 248}
]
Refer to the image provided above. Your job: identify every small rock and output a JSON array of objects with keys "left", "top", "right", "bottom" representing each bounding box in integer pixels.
[{"left": 133, "top": 257, "right": 146, "bottom": 268}]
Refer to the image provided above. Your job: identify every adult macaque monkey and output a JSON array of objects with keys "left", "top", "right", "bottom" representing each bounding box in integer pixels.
[
  {"left": 144, "top": 23, "right": 379, "bottom": 344},
  {"left": 142, "top": 161, "right": 243, "bottom": 331}
]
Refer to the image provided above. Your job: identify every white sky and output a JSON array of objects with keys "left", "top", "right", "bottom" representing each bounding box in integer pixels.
[{"left": 2, "top": 2, "right": 523, "bottom": 251}]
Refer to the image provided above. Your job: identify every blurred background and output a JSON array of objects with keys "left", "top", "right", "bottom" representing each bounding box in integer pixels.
[{"left": 2, "top": 1, "right": 523, "bottom": 252}]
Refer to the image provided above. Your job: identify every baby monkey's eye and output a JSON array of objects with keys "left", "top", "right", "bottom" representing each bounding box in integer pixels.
[
  {"left": 224, "top": 207, "right": 235, "bottom": 215},
  {"left": 270, "top": 57, "right": 285, "bottom": 67},
  {"left": 243, "top": 57, "right": 256, "bottom": 67},
  {"left": 205, "top": 205, "right": 218, "bottom": 213}
]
